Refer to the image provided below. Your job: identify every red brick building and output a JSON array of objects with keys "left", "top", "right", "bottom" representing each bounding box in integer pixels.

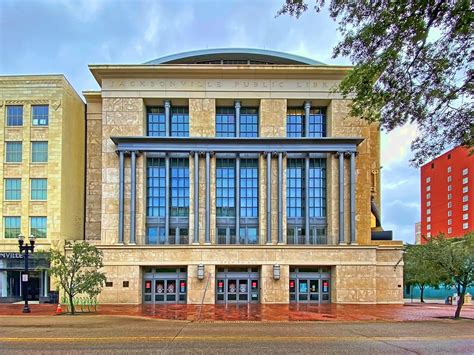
[{"left": 420, "top": 146, "right": 473, "bottom": 242}]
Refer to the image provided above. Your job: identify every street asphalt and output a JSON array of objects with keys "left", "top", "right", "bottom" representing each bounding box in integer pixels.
[{"left": 0, "top": 315, "right": 472, "bottom": 354}]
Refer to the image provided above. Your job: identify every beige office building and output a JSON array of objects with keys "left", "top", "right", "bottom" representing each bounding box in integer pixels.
[{"left": 84, "top": 49, "right": 403, "bottom": 305}]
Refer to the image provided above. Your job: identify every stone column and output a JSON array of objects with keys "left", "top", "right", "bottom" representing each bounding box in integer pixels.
[
  {"left": 236, "top": 154, "right": 240, "bottom": 244},
  {"left": 118, "top": 150, "right": 125, "bottom": 244},
  {"left": 304, "top": 101, "right": 311, "bottom": 137},
  {"left": 338, "top": 152, "right": 345, "bottom": 244},
  {"left": 266, "top": 152, "right": 272, "bottom": 244},
  {"left": 305, "top": 155, "right": 310, "bottom": 244},
  {"left": 165, "top": 154, "right": 170, "bottom": 244},
  {"left": 193, "top": 152, "right": 199, "bottom": 244},
  {"left": 130, "top": 151, "right": 136, "bottom": 245},
  {"left": 235, "top": 100, "right": 241, "bottom": 137},
  {"left": 164, "top": 100, "right": 171, "bottom": 136},
  {"left": 278, "top": 152, "right": 283, "bottom": 244},
  {"left": 205, "top": 152, "right": 211, "bottom": 244},
  {"left": 350, "top": 152, "right": 357, "bottom": 244}
]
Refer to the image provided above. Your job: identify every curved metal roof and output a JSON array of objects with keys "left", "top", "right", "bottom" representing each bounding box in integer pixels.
[{"left": 144, "top": 48, "right": 325, "bottom": 65}]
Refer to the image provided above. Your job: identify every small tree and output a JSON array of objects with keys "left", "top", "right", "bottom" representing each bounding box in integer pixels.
[
  {"left": 49, "top": 241, "right": 106, "bottom": 315},
  {"left": 403, "top": 243, "right": 448, "bottom": 302},
  {"left": 424, "top": 232, "right": 474, "bottom": 319}
]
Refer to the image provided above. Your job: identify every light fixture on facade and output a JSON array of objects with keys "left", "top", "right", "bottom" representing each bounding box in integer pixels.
[
  {"left": 273, "top": 264, "right": 280, "bottom": 280},
  {"left": 197, "top": 264, "right": 205, "bottom": 280}
]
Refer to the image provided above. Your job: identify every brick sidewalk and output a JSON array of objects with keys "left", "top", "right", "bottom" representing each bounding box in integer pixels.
[{"left": 0, "top": 303, "right": 473, "bottom": 321}]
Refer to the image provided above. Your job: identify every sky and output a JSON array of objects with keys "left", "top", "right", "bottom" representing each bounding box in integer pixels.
[{"left": 0, "top": 0, "right": 420, "bottom": 243}]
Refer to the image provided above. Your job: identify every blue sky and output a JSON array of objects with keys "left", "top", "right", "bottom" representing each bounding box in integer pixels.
[{"left": 0, "top": 0, "right": 420, "bottom": 243}]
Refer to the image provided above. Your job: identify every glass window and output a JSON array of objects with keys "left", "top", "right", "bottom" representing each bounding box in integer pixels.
[
  {"left": 216, "top": 107, "right": 236, "bottom": 137},
  {"left": 427, "top": 216, "right": 431, "bottom": 222},
  {"left": 287, "top": 159, "right": 304, "bottom": 217},
  {"left": 5, "top": 142, "right": 22, "bottom": 163},
  {"left": 309, "top": 158, "right": 326, "bottom": 217},
  {"left": 31, "top": 179, "right": 47, "bottom": 200},
  {"left": 447, "top": 219, "right": 452, "bottom": 225},
  {"left": 426, "top": 177, "right": 430, "bottom": 183},
  {"left": 463, "top": 168, "right": 468, "bottom": 176},
  {"left": 147, "top": 107, "right": 166, "bottom": 136},
  {"left": 463, "top": 213, "right": 469, "bottom": 221},
  {"left": 427, "top": 224, "right": 431, "bottom": 230},
  {"left": 447, "top": 166, "right": 452, "bottom": 173},
  {"left": 240, "top": 159, "right": 258, "bottom": 218},
  {"left": 448, "top": 210, "right": 452, "bottom": 217},
  {"left": 463, "top": 223, "right": 469, "bottom": 230},
  {"left": 463, "top": 195, "right": 469, "bottom": 202},
  {"left": 463, "top": 204, "right": 468, "bottom": 211},
  {"left": 426, "top": 193, "right": 430, "bottom": 199},
  {"left": 30, "top": 216, "right": 47, "bottom": 238},
  {"left": 32, "top": 105, "right": 48, "bottom": 126},
  {"left": 170, "top": 158, "right": 189, "bottom": 217},
  {"left": 427, "top": 201, "right": 431, "bottom": 207},
  {"left": 171, "top": 107, "right": 189, "bottom": 137},
  {"left": 287, "top": 108, "right": 304, "bottom": 137},
  {"left": 31, "top": 142, "right": 48, "bottom": 163},
  {"left": 463, "top": 186, "right": 469, "bottom": 193},
  {"left": 240, "top": 108, "right": 258, "bottom": 137},
  {"left": 240, "top": 227, "right": 258, "bottom": 244},
  {"left": 448, "top": 227, "right": 452, "bottom": 234},
  {"left": 448, "top": 176, "right": 452, "bottom": 182},
  {"left": 426, "top": 185, "right": 431, "bottom": 191},
  {"left": 448, "top": 202, "right": 452, "bottom": 208},
  {"left": 463, "top": 177, "right": 468, "bottom": 184},
  {"left": 448, "top": 193, "right": 452, "bottom": 200},
  {"left": 216, "top": 159, "right": 235, "bottom": 216},
  {"left": 4, "top": 217, "right": 21, "bottom": 238},
  {"left": 448, "top": 185, "right": 452, "bottom": 191},
  {"left": 308, "top": 107, "right": 326, "bottom": 137},
  {"left": 427, "top": 208, "right": 431, "bottom": 215},
  {"left": 146, "top": 158, "right": 166, "bottom": 217},
  {"left": 5, "top": 179, "right": 21, "bottom": 200},
  {"left": 6, "top": 105, "right": 23, "bottom": 126}
]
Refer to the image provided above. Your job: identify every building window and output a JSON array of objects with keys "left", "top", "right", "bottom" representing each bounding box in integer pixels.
[
  {"left": 448, "top": 227, "right": 452, "bottom": 234},
  {"left": 4, "top": 179, "right": 21, "bottom": 200},
  {"left": 31, "top": 141, "right": 48, "bottom": 163},
  {"left": 287, "top": 108, "right": 304, "bottom": 137},
  {"left": 32, "top": 105, "right": 49, "bottom": 126},
  {"left": 426, "top": 185, "right": 431, "bottom": 191},
  {"left": 448, "top": 185, "right": 452, "bottom": 191},
  {"left": 309, "top": 158, "right": 326, "bottom": 217},
  {"left": 463, "top": 195, "right": 469, "bottom": 202},
  {"left": 6, "top": 105, "right": 23, "bottom": 126},
  {"left": 448, "top": 193, "right": 452, "bottom": 200},
  {"left": 427, "top": 232, "right": 431, "bottom": 238},
  {"left": 431, "top": 163, "right": 434, "bottom": 169},
  {"left": 30, "top": 217, "right": 47, "bottom": 238},
  {"left": 147, "top": 107, "right": 166, "bottom": 136},
  {"left": 463, "top": 186, "right": 469, "bottom": 194},
  {"left": 4, "top": 217, "right": 21, "bottom": 238},
  {"left": 308, "top": 107, "right": 326, "bottom": 137},
  {"left": 426, "top": 193, "right": 431, "bottom": 199},
  {"left": 216, "top": 107, "right": 236, "bottom": 137},
  {"left": 448, "top": 210, "right": 452, "bottom": 217},
  {"left": 426, "top": 201, "right": 431, "bottom": 207},
  {"left": 463, "top": 177, "right": 468, "bottom": 184},
  {"left": 170, "top": 158, "right": 189, "bottom": 217},
  {"left": 427, "top": 208, "right": 431, "bottom": 215},
  {"left": 447, "top": 166, "right": 452, "bottom": 173},
  {"left": 147, "top": 158, "right": 166, "bottom": 217},
  {"left": 5, "top": 142, "right": 22, "bottom": 163},
  {"left": 448, "top": 219, "right": 452, "bottom": 225},
  {"left": 240, "top": 159, "right": 258, "bottom": 218},
  {"left": 463, "top": 168, "right": 468, "bottom": 176},
  {"left": 240, "top": 108, "right": 259, "bottom": 137},
  {"left": 448, "top": 201, "right": 452, "bottom": 208},
  {"left": 170, "top": 107, "right": 189, "bottom": 137},
  {"left": 448, "top": 176, "right": 452, "bottom": 182},
  {"left": 463, "top": 204, "right": 468, "bottom": 212},
  {"left": 426, "top": 177, "right": 430, "bottom": 183},
  {"left": 463, "top": 213, "right": 469, "bottom": 221},
  {"left": 287, "top": 159, "right": 304, "bottom": 218},
  {"left": 463, "top": 223, "right": 469, "bottom": 230},
  {"left": 30, "top": 179, "right": 47, "bottom": 200},
  {"left": 216, "top": 159, "right": 235, "bottom": 217},
  {"left": 427, "top": 216, "right": 431, "bottom": 222},
  {"left": 427, "top": 224, "right": 431, "bottom": 230}
]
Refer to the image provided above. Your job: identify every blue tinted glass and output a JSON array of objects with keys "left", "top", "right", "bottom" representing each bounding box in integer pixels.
[
  {"left": 216, "top": 159, "right": 235, "bottom": 216},
  {"left": 170, "top": 158, "right": 189, "bottom": 216},
  {"left": 147, "top": 107, "right": 166, "bottom": 136},
  {"left": 32, "top": 105, "right": 49, "bottom": 126},
  {"left": 30, "top": 217, "right": 47, "bottom": 238},
  {"left": 4, "top": 217, "right": 21, "bottom": 238},
  {"left": 6, "top": 106, "right": 23, "bottom": 126},
  {"left": 171, "top": 107, "right": 189, "bottom": 137},
  {"left": 287, "top": 108, "right": 304, "bottom": 137},
  {"left": 146, "top": 158, "right": 166, "bottom": 217},
  {"left": 287, "top": 159, "right": 305, "bottom": 217},
  {"left": 240, "top": 108, "right": 258, "bottom": 137},
  {"left": 216, "top": 107, "right": 236, "bottom": 137},
  {"left": 309, "top": 158, "right": 326, "bottom": 217},
  {"left": 309, "top": 108, "right": 326, "bottom": 137},
  {"left": 240, "top": 159, "right": 258, "bottom": 217},
  {"left": 5, "top": 179, "right": 21, "bottom": 200}
]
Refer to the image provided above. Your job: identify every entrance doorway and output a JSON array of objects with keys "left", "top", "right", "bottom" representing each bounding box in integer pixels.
[
  {"left": 216, "top": 267, "right": 259, "bottom": 304},
  {"left": 289, "top": 266, "right": 331, "bottom": 304},
  {"left": 143, "top": 267, "right": 187, "bottom": 304}
]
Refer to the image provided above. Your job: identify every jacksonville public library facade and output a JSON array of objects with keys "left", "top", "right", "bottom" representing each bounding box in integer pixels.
[{"left": 3, "top": 49, "right": 403, "bottom": 305}]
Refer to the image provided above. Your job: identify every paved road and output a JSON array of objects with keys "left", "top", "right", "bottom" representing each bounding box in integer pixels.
[{"left": 0, "top": 315, "right": 473, "bottom": 354}]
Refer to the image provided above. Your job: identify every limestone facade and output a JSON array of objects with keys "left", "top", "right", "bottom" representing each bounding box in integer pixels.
[{"left": 84, "top": 60, "right": 403, "bottom": 305}]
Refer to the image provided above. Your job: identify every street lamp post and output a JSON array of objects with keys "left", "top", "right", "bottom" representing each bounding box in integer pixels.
[{"left": 18, "top": 234, "right": 36, "bottom": 313}]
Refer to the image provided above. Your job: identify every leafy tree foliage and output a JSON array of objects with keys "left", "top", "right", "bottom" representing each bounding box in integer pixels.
[
  {"left": 403, "top": 243, "right": 448, "bottom": 302},
  {"left": 279, "top": 0, "right": 473, "bottom": 166},
  {"left": 49, "top": 241, "right": 106, "bottom": 315},
  {"left": 423, "top": 232, "right": 474, "bottom": 318}
]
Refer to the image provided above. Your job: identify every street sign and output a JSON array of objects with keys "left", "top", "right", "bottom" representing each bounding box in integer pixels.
[{"left": 22, "top": 274, "right": 29, "bottom": 282}]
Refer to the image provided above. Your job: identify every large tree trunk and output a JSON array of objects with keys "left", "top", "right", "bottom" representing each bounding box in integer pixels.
[
  {"left": 454, "top": 284, "right": 466, "bottom": 319},
  {"left": 69, "top": 293, "right": 75, "bottom": 315},
  {"left": 420, "top": 285, "right": 425, "bottom": 303}
]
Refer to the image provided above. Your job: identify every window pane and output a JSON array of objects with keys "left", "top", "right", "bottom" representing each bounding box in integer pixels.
[
  {"left": 286, "top": 159, "right": 305, "bottom": 218},
  {"left": 32, "top": 105, "right": 49, "bottom": 126},
  {"left": 31, "top": 179, "right": 47, "bottom": 200},
  {"left": 287, "top": 108, "right": 304, "bottom": 137},
  {"left": 147, "top": 107, "right": 166, "bottom": 136},
  {"left": 308, "top": 107, "right": 326, "bottom": 137},
  {"left": 216, "top": 107, "right": 236, "bottom": 137},
  {"left": 30, "top": 217, "right": 47, "bottom": 238},
  {"left": 6, "top": 105, "right": 23, "bottom": 126},
  {"left": 4, "top": 217, "right": 21, "bottom": 238},
  {"left": 5, "top": 179, "right": 21, "bottom": 200},
  {"left": 171, "top": 107, "right": 189, "bottom": 137},
  {"left": 240, "top": 107, "right": 258, "bottom": 137},
  {"left": 170, "top": 158, "right": 189, "bottom": 217},
  {"left": 146, "top": 158, "right": 166, "bottom": 217},
  {"left": 5, "top": 142, "right": 22, "bottom": 163},
  {"left": 309, "top": 158, "right": 326, "bottom": 217},
  {"left": 216, "top": 159, "right": 235, "bottom": 216},
  {"left": 31, "top": 142, "right": 48, "bottom": 163},
  {"left": 240, "top": 159, "right": 258, "bottom": 218}
]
